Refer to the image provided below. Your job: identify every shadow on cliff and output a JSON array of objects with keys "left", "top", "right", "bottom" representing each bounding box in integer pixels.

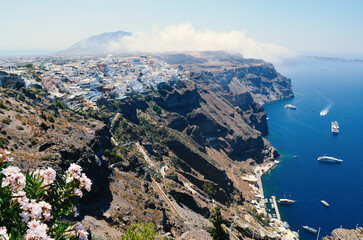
[{"left": 59, "top": 126, "right": 114, "bottom": 218}]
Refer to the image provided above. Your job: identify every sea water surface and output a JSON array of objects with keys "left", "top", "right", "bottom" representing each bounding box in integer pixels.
[{"left": 262, "top": 57, "right": 363, "bottom": 239}]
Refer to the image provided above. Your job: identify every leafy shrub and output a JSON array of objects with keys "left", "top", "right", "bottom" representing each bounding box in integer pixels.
[
  {"left": 39, "top": 123, "right": 49, "bottom": 131},
  {"left": 47, "top": 116, "right": 55, "bottom": 123},
  {"left": 2, "top": 118, "right": 11, "bottom": 125},
  {"left": 0, "top": 101, "right": 8, "bottom": 110},
  {"left": 120, "top": 222, "right": 157, "bottom": 240},
  {"left": 210, "top": 206, "right": 227, "bottom": 240},
  {"left": 30, "top": 137, "right": 38, "bottom": 146},
  {"left": 16, "top": 125, "right": 24, "bottom": 131},
  {"left": 152, "top": 105, "right": 162, "bottom": 115},
  {"left": 203, "top": 182, "right": 216, "bottom": 199},
  {"left": 0, "top": 150, "right": 92, "bottom": 239}
]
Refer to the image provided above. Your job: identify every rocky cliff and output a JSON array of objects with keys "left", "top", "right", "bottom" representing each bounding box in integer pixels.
[
  {"left": 78, "top": 52, "right": 292, "bottom": 238},
  {"left": 322, "top": 227, "right": 363, "bottom": 240},
  {"left": 0, "top": 52, "right": 293, "bottom": 239}
]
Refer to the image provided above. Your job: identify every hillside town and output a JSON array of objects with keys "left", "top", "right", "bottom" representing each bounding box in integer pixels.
[{"left": 0, "top": 55, "right": 188, "bottom": 111}]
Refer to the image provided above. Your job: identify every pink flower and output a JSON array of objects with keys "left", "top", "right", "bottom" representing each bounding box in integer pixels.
[
  {"left": 77, "top": 230, "right": 89, "bottom": 240},
  {"left": 20, "top": 200, "right": 52, "bottom": 222},
  {"left": 79, "top": 173, "right": 92, "bottom": 192},
  {"left": 74, "top": 188, "right": 83, "bottom": 198},
  {"left": 15, "top": 190, "right": 30, "bottom": 209},
  {"left": 74, "top": 222, "right": 88, "bottom": 240},
  {"left": 72, "top": 206, "right": 79, "bottom": 217},
  {"left": 0, "top": 226, "right": 9, "bottom": 240},
  {"left": 32, "top": 167, "right": 56, "bottom": 188},
  {"left": 1, "top": 166, "right": 25, "bottom": 193},
  {"left": 66, "top": 164, "right": 82, "bottom": 179},
  {"left": 24, "top": 220, "right": 52, "bottom": 240}
]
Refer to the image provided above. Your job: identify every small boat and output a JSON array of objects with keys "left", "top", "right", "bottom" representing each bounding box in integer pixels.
[
  {"left": 320, "top": 109, "right": 328, "bottom": 116},
  {"left": 265, "top": 198, "right": 268, "bottom": 203},
  {"left": 278, "top": 198, "right": 296, "bottom": 204},
  {"left": 292, "top": 231, "right": 300, "bottom": 238},
  {"left": 272, "top": 213, "right": 277, "bottom": 218},
  {"left": 293, "top": 155, "right": 298, "bottom": 158},
  {"left": 269, "top": 198, "right": 273, "bottom": 203},
  {"left": 318, "top": 156, "right": 343, "bottom": 163},
  {"left": 321, "top": 200, "right": 330, "bottom": 207},
  {"left": 271, "top": 205, "right": 275, "bottom": 209},
  {"left": 283, "top": 222, "right": 290, "bottom": 229},
  {"left": 284, "top": 104, "right": 297, "bottom": 110},
  {"left": 331, "top": 121, "right": 340, "bottom": 135},
  {"left": 303, "top": 226, "right": 318, "bottom": 234}
]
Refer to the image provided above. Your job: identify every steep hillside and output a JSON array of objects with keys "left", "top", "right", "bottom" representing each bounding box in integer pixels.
[
  {"left": 75, "top": 52, "right": 293, "bottom": 239},
  {"left": 0, "top": 52, "right": 294, "bottom": 239}
]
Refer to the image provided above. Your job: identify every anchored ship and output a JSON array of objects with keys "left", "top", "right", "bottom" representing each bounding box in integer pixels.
[
  {"left": 331, "top": 121, "right": 339, "bottom": 135},
  {"left": 303, "top": 226, "right": 318, "bottom": 234},
  {"left": 278, "top": 198, "right": 296, "bottom": 204},
  {"left": 284, "top": 104, "right": 297, "bottom": 110},
  {"left": 318, "top": 156, "right": 343, "bottom": 163},
  {"left": 321, "top": 200, "right": 330, "bottom": 207}
]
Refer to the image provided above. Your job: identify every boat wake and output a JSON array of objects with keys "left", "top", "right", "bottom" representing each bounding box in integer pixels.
[{"left": 320, "top": 105, "right": 332, "bottom": 116}]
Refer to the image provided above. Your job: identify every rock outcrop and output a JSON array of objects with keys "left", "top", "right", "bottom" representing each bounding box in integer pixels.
[{"left": 322, "top": 227, "right": 363, "bottom": 240}]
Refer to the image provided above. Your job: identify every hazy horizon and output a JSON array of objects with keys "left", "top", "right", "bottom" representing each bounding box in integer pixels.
[{"left": 1, "top": 0, "right": 363, "bottom": 61}]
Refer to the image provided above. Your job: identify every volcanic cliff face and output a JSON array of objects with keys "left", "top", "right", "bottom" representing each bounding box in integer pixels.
[
  {"left": 79, "top": 52, "right": 292, "bottom": 238},
  {"left": 0, "top": 52, "right": 293, "bottom": 239}
]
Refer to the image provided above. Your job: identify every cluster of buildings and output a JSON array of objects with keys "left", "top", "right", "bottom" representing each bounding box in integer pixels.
[{"left": 0, "top": 55, "right": 188, "bottom": 110}]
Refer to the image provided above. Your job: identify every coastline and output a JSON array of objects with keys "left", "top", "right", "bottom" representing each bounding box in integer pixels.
[{"left": 250, "top": 160, "right": 299, "bottom": 239}]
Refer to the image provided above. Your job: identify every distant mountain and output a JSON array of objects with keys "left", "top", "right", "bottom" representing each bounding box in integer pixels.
[{"left": 56, "top": 31, "right": 131, "bottom": 56}]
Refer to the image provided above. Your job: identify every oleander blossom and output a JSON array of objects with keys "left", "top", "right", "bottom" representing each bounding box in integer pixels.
[
  {"left": 20, "top": 200, "right": 52, "bottom": 222},
  {"left": 65, "top": 164, "right": 92, "bottom": 195},
  {"left": 72, "top": 206, "right": 79, "bottom": 217},
  {"left": 74, "top": 222, "right": 88, "bottom": 240},
  {"left": 24, "top": 220, "right": 52, "bottom": 240},
  {"left": 79, "top": 173, "right": 92, "bottom": 192},
  {"left": 0, "top": 149, "right": 12, "bottom": 165},
  {"left": 0, "top": 226, "right": 9, "bottom": 240},
  {"left": 1, "top": 166, "right": 25, "bottom": 193},
  {"left": 66, "top": 163, "right": 82, "bottom": 183},
  {"left": 32, "top": 167, "right": 56, "bottom": 188}
]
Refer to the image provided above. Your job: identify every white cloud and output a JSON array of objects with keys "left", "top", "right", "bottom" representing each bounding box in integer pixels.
[{"left": 108, "top": 23, "right": 294, "bottom": 62}]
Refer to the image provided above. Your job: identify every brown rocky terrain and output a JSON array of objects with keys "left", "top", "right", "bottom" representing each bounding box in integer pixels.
[
  {"left": 0, "top": 52, "right": 294, "bottom": 239},
  {"left": 322, "top": 227, "right": 363, "bottom": 240}
]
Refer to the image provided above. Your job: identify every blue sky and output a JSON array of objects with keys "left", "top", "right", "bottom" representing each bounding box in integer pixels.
[{"left": 1, "top": 0, "right": 363, "bottom": 57}]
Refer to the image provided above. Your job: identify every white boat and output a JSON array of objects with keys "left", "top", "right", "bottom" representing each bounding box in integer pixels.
[
  {"left": 321, "top": 200, "right": 330, "bottom": 207},
  {"left": 331, "top": 121, "right": 339, "bottom": 135},
  {"left": 278, "top": 198, "right": 296, "bottom": 205},
  {"left": 318, "top": 156, "right": 343, "bottom": 163},
  {"left": 284, "top": 104, "right": 297, "bottom": 110},
  {"left": 320, "top": 109, "right": 328, "bottom": 116},
  {"left": 303, "top": 226, "right": 317, "bottom": 234}
]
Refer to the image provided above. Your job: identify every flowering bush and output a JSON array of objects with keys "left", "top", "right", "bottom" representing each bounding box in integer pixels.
[{"left": 0, "top": 149, "right": 92, "bottom": 240}]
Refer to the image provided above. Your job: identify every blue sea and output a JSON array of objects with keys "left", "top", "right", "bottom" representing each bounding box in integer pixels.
[{"left": 262, "top": 57, "right": 363, "bottom": 239}]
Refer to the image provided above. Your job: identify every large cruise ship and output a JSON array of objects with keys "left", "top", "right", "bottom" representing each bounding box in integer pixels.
[
  {"left": 331, "top": 121, "right": 339, "bottom": 135},
  {"left": 317, "top": 156, "right": 343, "bottom": 163}
]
